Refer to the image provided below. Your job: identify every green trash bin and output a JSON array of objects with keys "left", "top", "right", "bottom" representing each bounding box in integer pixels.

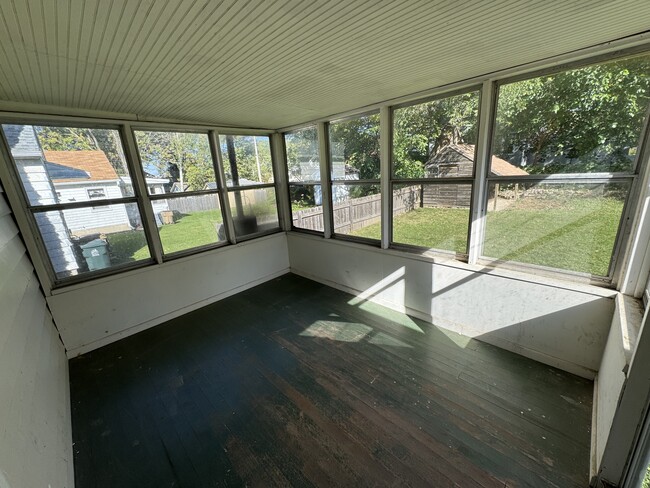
[{"left": 80, "top": 239, "right": 111, "bottom": 271}]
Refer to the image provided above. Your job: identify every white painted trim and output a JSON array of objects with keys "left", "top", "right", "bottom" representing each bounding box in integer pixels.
[
  {"left": 121, "top": 124, "right": 164, "bottom": 265},
  {"left": 272, "top": 132, "right": 292, "bottom": 232},
  {"left": 65, "top": 267, "right": 290, "bottom": 358},
  {"left": 592, "top": 375, "right": 601, "bottom": 481},
  {"left": 210, "top": 130, "right": 237, "bottom": 245},
  {"left": 0, "top": 128, "right": 55, "bottom": 293},
  {"left": 317, "top": 122, "right": 333, "bottom": 238},
  {"left": 468, "top": 81, "right": 494, "bottom": 264},
  {"left": 0, "top": 101, "right": 274, "bottom": 133},
  {"left": 379, "top": 106, "right": 391, "bottom": 249}
]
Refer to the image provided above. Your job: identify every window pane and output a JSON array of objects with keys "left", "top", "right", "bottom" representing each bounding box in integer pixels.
[
  {"left": 332, "top": 184, "right": 380, "bottom": 236},
  {"left": 151, "top": 194, "right": 225, "bottom": 255},
  {"left": 285, "top": 126, "right": 320, "bottom": 182},
  {"left": 392, "top": 183, "right": 471, "bottom": 254},
  {"left": 483, "top": 181, "right": 629, "bottom": 275},
  {"left": 393, "top": 91, "right": 480, "bottom": 179},
  {"left": 492, "top": 55, "right": 650, "bottom": 174},
  {"left": 134, "top": 130, "right": 215, "bottom": 194},
  {"left": 220, "top": 135, "right": 274, "bottom": 186},
  {"left": 229, "top": 187, "right": 279, "bottom": 237},
  {"left": 3, "top": 124, "right": 134, "bottom": 205},
  {"left": 330, "top": 114, "right": 380, "bottom": 181},
  {"left": 290, "top": 184, "right": 324, "bottom": 232},
  {"left": 34, "top": 203, "right": 150, "bottom": 279}
]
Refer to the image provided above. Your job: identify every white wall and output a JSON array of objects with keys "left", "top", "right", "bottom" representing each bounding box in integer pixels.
[
  {"left": 288, "top": 233, "right": 616, "bottom": 378},
  {"left": 49, "top": 233, "right": 290, "bottom": 357},
  {"left": 0, "top": 183, "right": 74, "bottom": 488},
  {"left": 592, "top": 295, "right": 644, "bottom": 480}
]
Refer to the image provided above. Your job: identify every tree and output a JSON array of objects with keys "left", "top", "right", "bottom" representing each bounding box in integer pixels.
[
  {"left": 492, "top": 55, "right": 650, "bottom": 173},
  {"left": 329, "top": 114, "right": 380, "bottom": 197},
  {"left": 393, "top": 92, "right": 480, "bottom": 178},
  {"left": 135, "top": 131, "right": 214, "bottom": 191},
  {"left": 36, "top": 126, "right": 128, "bottom": 175},
  {"left": 221, "top": 136, "right": 273, "bottom": 184}
]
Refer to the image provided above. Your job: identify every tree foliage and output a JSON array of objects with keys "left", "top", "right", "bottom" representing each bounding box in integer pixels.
[
  {"left": 135, "top": 131, "right": 214, "bottom": 191},
  {"left": 493, "top": 55, "right": 650, "bottom": 173},
  {"left": 221, "top": 135, "right": 274, "bottom": 184},
  {"left": 285, "top": 127, "right": 319, "bottom": 181},
  {"left": 393, "top": 92, "right": 479, "bottom": 178},
  {"left": 329, "top": 114, "right": 381, "bottom": 181}
]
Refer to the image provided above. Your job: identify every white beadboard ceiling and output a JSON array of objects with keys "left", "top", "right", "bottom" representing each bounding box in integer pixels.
[{"left": 0, "top": 0, "right": 649, "bottom": 129}]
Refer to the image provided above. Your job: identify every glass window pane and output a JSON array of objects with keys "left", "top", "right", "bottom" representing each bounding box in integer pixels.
[
  {"left": 34, "top": 203, "right": 150, "bottom": 279},
  {"left": 392, "top": 183, "right": 471, "bottom": 254},
  {"left": 134, "top": 130, "right": 215, "bottom": 194},
  {"left": 290, "top": 184, "right": 324, "bottom": 232},
  {"left": 330, "top": 114, "right": 380, "bottom": 181},
  {"left": 332, "top": 183, "right": 380, "bottom": 236},
  {"left": 483, "top": 181, "right": 629, "bottom": 275},
  {"left": 2, "top": 124, "right": 134, "bottom": 205},
  {"left": 393, "top": 91, "right": 480, "bottom": 179},
  {"left": 229, "top": 187, "right": 279, "bottom": 237},
  {"left": 220, "top": 135, "right": 274, "bottom": 186},
  {"left": 285, "top": 126, "right": 320, "bottom": 182},
  {"left": 151, "top": 194, "right": 225, "bottom": 255},
  {"left": 492, "top": 54, "right": 650, "bottom": 175}
]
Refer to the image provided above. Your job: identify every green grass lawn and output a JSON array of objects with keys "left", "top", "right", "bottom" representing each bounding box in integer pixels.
[
  {"left": 108, "top": 210, "right": 223, "bottom": 260},
  {"left": 353, "top": 207, "right": 470, "bottom": 254},
  {"left": 352, "top": 196, "right": 624, "bottom": 276}
]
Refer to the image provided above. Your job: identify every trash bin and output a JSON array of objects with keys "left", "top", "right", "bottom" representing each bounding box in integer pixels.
[{"left": 80, "top": 239, "right": 111, "bottom": 271}]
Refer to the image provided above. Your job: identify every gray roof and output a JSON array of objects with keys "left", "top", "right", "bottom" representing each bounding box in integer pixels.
[
  {"left": 2, "top": 124, "right": 42, "bottom": 157},
  {"left": 45, "top": 162, "right": 89, "bottom": 180}
]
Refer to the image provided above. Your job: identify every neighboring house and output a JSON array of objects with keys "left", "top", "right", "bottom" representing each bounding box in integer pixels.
[
  {"left": 44, "top": 150, "right": 132, "bottom": 236},
  {"left": 2, "top": 125, "right": 79, "bottom": 276},
  {"left": 45, "top": 151, "right": 170, "bottom": 233},
  {"left": 424, "top": 143, "right": 528, "bottom": 207},
  {"left": 121, "top": 174, "right": 169, "bottom": 225}
]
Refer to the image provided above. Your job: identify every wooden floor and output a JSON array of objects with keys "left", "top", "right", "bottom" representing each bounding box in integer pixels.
[{"left": 70, "top": 273, "right": 593, "bottom": 487}]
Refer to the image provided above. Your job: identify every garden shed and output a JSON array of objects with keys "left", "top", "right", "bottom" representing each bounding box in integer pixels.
[{"left": 1, "top": 2, "right": 650, "bottom": 488}]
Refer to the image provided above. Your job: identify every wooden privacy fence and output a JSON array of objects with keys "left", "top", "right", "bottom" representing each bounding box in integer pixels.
[
  {"left": 293, "top": 186, "right": 421, "bottom": 233},
  {"left": 166, "top": 189, "right": 268, "bottom": 214}
]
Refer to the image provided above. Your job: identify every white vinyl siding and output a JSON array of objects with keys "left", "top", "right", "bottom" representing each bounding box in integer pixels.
[{"left": 0, "top": 182, "right": 73, "bottom": 488}]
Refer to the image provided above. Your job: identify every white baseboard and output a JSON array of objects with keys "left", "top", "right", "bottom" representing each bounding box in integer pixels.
[
  {"left": 291, "top": 267, "right": 596, "bottom": 379},
  {"left": 66, "top": 268, "right": 290, "bottom": 358}
]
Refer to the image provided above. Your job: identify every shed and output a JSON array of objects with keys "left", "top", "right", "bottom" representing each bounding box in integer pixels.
[{"left": 423, "top": 143, "right": 528, "bottom": 207}]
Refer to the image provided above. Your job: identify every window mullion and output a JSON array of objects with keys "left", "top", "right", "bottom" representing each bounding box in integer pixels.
[
  {"left": 380, "top": 105, "right": 391, "bottom": 249},
  {"left": 209, "top": 131, "right": 236, "bottom": 245},
  {"left": 121, "top": 124, "right": 164, "bottom": 264},
  {"left": 317, "top": 122, "right": 333, "bottom": 238},
  {"left": 468, "top": 80, "right": 496, "bottom": 264},
  {"left": 271, "top": 132, "right": 292, "bottom": 232}
]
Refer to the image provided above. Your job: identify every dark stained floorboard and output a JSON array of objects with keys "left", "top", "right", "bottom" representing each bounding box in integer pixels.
[{"left": 70, "top": 273, "right": 593, "bottom": 488}]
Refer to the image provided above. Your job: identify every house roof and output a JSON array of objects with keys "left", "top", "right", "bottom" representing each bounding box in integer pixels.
[
  {"left": 43, "top": 150, "right": 119, "bottom": 182},
  {"left": 3, "top": 124, "right": 42, "bottom": 157},
  {"left": 427, "top": 144, "right": 528, "bottom": 177}
]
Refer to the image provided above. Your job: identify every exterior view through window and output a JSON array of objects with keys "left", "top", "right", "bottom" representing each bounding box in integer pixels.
[
  {"left": 485, "top": 53, "right": 650, "bottom": 276},
  {"left": 284, "top": 126, "right": 323, "bottom": 232},
  {"left": 1, "top": 124, "right": 151, "bottom": 280},
  {"left": 219, "top": 135, "right": 279, "bottom": 238},
  {"left": 329, "top": 113, "right": 381, "bottom": 238},
  {"left": 387, "top": 90, "right": 480, "bottom": 254},
  {"left": 134, "top": 130, "right": 226, "bottom": 255}
]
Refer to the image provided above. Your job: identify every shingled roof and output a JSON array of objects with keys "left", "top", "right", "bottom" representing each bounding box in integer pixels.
[
  {"left": 427, "top": 143, "right": 529, "bottom": 176},
  {"left": 43, "top": 150, "right": 119, "bottom": 182}
]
